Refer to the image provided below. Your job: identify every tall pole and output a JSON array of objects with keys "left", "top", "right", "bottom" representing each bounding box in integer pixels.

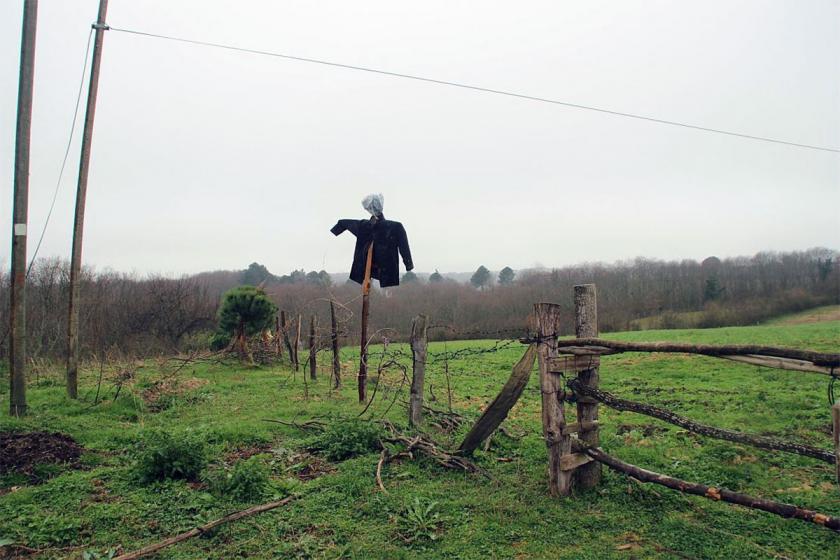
[
  {"left": 67, "top": 0, "right": 108, "bottom": 398},
  {"left": 358, "top": 242, "right": 374, "bottom": 403},
  {"left": 9, "top": 0, "right": 38, "bottom": 416}
]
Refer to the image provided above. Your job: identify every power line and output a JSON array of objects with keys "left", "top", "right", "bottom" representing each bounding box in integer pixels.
[
  {"left": 108, "top": 25, "right": 840, "bottom": 154},
  {"left": 27, "top": 28, "right": 94, "bottom": 276}
]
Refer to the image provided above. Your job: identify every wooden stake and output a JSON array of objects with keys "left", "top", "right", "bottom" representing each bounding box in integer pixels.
[
  {"left": 67, "top": 0, "right": 109, "bottom": 399},
  {"left": 833, "top": 402, "right": 840, "bottom": 487},
  {"left": 9, "top": 0, "right": 38, "bottom": 416},
  {"left": 293, "top": 314, "right": 301, "bottom": 372},
  {"left": 330, "top": 300, "right": 341, "bottom": 389},
  {"left": 308, "top": 314, "right": 317, "bottom": 381},
  {"left": 408, "top": 314, "right": 428, "bottom": 427},
  {"left": 534, "top": 302, "right": 571, "bottom": 496},
  {"left": 573, "top": 284, "right": 601, "bottom": 488},
  {"left": 358, "top": 241, "right": 374, "bottom": 403}
]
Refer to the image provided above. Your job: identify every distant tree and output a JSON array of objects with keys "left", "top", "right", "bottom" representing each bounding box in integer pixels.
[
  {"left": 703, "top": 276, "right": 724, "bottom": 302},
  {"left": 318, "top": 270, "right": 333, "bottom": 287},
  {"left": 211, "top": 286, "right": 278, "bottom": 359},
  {"left": 470, "top": 265, "right": 491, "bottom": 289},
  {"left": 242, "top": 262, "right": 273, "bottom": 286},
  {"left": 305, "top": 271, "right": 321, "bottom": 284},
  {"left": 818, "top": 258, "right": 834, "bottom": 282},
  {"left": 429, "top": 270, "right": 444, "bottom": 283},
  {"left": 402, "top": 271, "right": 419, "bottom": 283},
  {"left": 289, "top": 269, "right": 306, "bottom": 283},
  {"left": 498, "top": 266, "right": 515, "bottom": 285}
]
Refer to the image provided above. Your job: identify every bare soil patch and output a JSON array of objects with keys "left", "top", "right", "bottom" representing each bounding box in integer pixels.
[
  {"left": 142, "top": 376, "right": 209, "bottom": 411},
  {"left": 0, "top": 431, "right": 83, "bottom": 481}
]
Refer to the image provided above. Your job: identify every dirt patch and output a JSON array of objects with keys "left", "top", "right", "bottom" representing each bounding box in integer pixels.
[
  {"left": 224, "top": 443, "right": 272, "bottom": 463},
  {"left": 142, "top": 376, "right": 209, "bottom": 411},
  {"left": 617, "top": 424, "right": 668, "bottom": 437},
  {"left": 774, "top": 305, "right": 840, "bottom": 325},
  {"left": 295, "top": 455, "right": 335, "bottom": 481},
  {"left": 0, "top": 431, "right": 83, "bottom": 481}
]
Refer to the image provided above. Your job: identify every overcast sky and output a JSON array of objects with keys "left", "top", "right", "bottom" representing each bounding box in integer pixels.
[{"left": 2, "top": 0, "right": 838, "bottom": 277}]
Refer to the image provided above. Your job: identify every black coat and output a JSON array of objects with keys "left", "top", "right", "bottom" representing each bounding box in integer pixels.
[{"left": 330, "top": 216, "right": 413, "bottom": 288}]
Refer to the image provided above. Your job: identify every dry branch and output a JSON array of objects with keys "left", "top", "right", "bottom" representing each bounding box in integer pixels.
[
  {"left": 568, "top": 380, "right": 834, "bottom": 464},
  {"left": 556, "top": 338, "right": 840, "bottom": 368},
  {"left": 113, "top": 496, "right": 295, "bottom": 560},
  {"left": 575, "top": 443, "right": 840, "bottom": 532}
]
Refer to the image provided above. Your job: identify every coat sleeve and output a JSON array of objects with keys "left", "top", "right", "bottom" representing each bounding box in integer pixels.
[
  {"left": 397, "top": 223, "right": 414, "bottom": 271},
  {"left": 330, "top": 219, "right": 361, "bottom": 237}
]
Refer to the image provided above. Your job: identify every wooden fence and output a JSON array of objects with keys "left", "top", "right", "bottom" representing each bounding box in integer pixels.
[{"left": 532, "top": 284, "right": 840, "bottom": 531}]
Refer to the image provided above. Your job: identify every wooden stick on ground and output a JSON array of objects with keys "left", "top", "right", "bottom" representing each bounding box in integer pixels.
[
  {"left": 575, "top": 443, "right": 840, "bottom": 532},
  {"left": 568, "top": 379, "right": 834, "bottom": 464},
  {"left": 113, "top": 496, "right": 295, "bottom": 560}
]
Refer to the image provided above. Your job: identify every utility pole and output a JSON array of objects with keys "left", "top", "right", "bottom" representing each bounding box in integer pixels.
[
  {"left": 9, "top": 0, "right": 38, "bottom": 416},
  {"left": 67, "top": 0, "right": 108, "bottom": 398}
]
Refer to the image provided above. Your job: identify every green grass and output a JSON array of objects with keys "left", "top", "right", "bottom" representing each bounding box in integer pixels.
[{"left": 1, "top": 320, "right": 839, "bottom": 559}]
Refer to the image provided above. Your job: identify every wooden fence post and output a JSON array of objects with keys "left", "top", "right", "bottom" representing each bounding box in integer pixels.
[
  {"left": 294, "top": 314, "right": 301, "bottom": 372},
  {"left": 308, "top": 315, "right": 317, "bottom": 381},
  {"left": 574, "top": 284, "right": 601, "bottom": 488},
  {"left": 535, "top": 302, "right": 572, "bottom": 496},
  {"left": 280, "top": 311, "right": 294, "bottom": 365},
  {"left": 409, "top": 315, "right": 428, "bottom": 427},
  {"left": 330, "top": 300, "right": 341, "bottom": 389},
  {"left": 274, "top": 316, "right": 283, "bottom": 358},
  {"left": 833, "top": 402, "right": 840, "bottom": 488}
]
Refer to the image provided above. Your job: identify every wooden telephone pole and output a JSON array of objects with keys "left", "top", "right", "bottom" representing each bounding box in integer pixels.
[
  {"left": 9, "top": 0, "right": 38, "bottom": 416},
  {"left": 67, "top": 0, "right": 108, "bottom": 398}
]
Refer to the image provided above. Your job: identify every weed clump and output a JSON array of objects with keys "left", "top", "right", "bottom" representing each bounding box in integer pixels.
[
  {"left": 134, "top": 430, "right": 207, "bottom": 482},
  {"left": 310, "top": 419, "right": 383, "bottom": 461},
  {"left": 205, "top": 456, "right": 270, "bottom": 502}
]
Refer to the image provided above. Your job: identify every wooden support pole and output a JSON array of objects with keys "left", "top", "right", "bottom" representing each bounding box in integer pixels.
[
  {"left": 569, "top": 379, "right": 834, "bottom": 464},
  {"left": 535, "top": 302, "right": 572, "bottom": 497},
  {"left": 358, "top": 241, "right": 374, "bottom": 403},
  {"left": 408, "top": 314, "right": 428, "bottom": 427},
  {"left": 274, "top": 316, "right": 282, "bottom": 357},
  {"left": 833, "top": 402, "right": 840, "bottom": 486},
  {"left": 577, "top": 443, "right": 840, "bottom": 532},
  {"left": 293, "top": 314, "right": 301, "bottom": 372},
  {"left": 280, "top": 311, "right": 293, "bottom": 365},
  {"left": 308, "top": 314, "right": 317, "bottom": 381},
  {"left": 458, "top": 344, "right": 537, "bottom": 455},
  {"left": 67, "top": 0, "right": 109, "bottom": 399},
  {"left": 574, "top": 284, "right": 601, "bottom": 488},
  {"left": 330, "top": 300, "right": 341, "bottom": 389},
  {"left": 9, "top": 0, "right": 38, "bottom": 416}
]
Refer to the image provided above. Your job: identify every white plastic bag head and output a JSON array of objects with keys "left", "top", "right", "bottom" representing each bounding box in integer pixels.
[{"left": 362, "top": 193, "right": 384, "bottom": 217}]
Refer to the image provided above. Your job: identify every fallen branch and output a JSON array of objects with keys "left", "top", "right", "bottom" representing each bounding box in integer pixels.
[
  {"left": 575, "top": 442, "right": 840, "bottom": 533},
  {"left": 556, "top": 338, "right": 840, "bottom": 368},
  {"left": 568, "top": 379, "right": 834, "bottom": 464},
  {"left": 380, "top": 420, "right": 490, "bottom": 477},
  {"left": 376, "top": 448, "right": 389, "bottom": 493},
  {"left": 113, "top": 496, "right": 295, "bottom": 560}
]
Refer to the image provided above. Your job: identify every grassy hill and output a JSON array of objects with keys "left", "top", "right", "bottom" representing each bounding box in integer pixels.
[{"left": 1, "top": 319, "right": 838, "bottom": 559}]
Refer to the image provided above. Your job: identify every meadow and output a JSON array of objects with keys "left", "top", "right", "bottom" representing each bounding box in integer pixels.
[{"left": 1, "top": 313, "right": 838, "bottom": 559}]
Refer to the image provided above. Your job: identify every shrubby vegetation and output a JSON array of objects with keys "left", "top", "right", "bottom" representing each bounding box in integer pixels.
[
  {"left": 133, "top": 429, "right": 207, "bottom": 482},
  {"left": 1, "top": 248, "right": 836, "bottom": 360}
]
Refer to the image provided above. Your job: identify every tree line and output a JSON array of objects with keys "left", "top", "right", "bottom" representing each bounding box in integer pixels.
[{"left": 0, "top": 248, "right": 836, "bottom": 362}]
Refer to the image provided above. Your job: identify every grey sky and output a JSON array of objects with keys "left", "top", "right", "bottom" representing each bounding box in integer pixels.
[{"left": 2, "top": 0, "right": 838, "bottom": 276}]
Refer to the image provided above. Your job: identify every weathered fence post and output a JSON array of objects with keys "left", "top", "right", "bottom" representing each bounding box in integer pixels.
[
  {"left": 574, "top": 284, "right": 601, "bottom": 488},
  {"left": 280, "top": 311, "right": 294, "bottom": 365},
  {"left": 409, "top": 314, "right": 428, "bottom": 427},
  {"left": 274, "top": 316, "right": 283, "bottom": 358},
  {"left": 294, "top": 314, "right": 301, "bottom": 372},
  {"left": 535, "top": 302, "right": 572, "bottom": 496},
  {"left": 330, "top": 300, "right": 341, "bottom": 389},
  {"left": 308, "top": 315, "right": 317, "bottom": 381},
  {"left": 833, "top": 402, "right": 840, "bottom": 488}
]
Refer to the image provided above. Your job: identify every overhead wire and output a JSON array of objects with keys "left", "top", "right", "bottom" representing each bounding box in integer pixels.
[
  {"left": 26, "top": 28, "right": 94, "bottom": 277},
  {"left": 108, "top": 25, "right": 840, "bottom": 154}
]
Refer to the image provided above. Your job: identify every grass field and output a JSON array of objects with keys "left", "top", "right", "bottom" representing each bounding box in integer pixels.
[{"left": 1, "top": 319, "right": 839, "bottom": 559}]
